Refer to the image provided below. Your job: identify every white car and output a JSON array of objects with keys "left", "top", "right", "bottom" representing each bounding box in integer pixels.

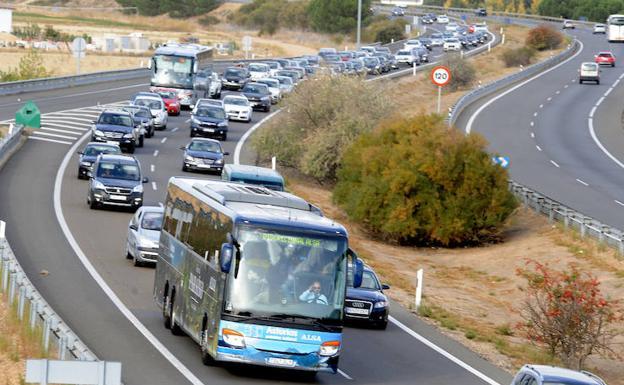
[
  {"left": 133, "top": 96, "right": 167, "bottom": 130},
  {"left": 255, "top": 78, "right": 282, "bottom": 104},
  {"left": 360, "top": 46, "right": 377, "bottom": 54},
  {"left": 248, "top": 63, "right": 271, "bottom": 80},
  {"left": 562, "top": 20, "right": 575, "bottom": 29},
  {"left": 473, "top": 22, "right": 488, "bottom": 33},
  {"left": 207, "top": 72, "right": 222, "bottom": 99},
  {"left": 273, "top": 75, "right": 294, "bottom": 94},
  {"left": 262, "top": 61, "right": 283, "bottom": 76},
  {"left": 593, "top": 24, "right": 606, "bottom": 34},
  {"left": 192, "top": 98, "right": 223, "bottom": 115},
  {"left": 430, "top": 33, "right": 445, "bottom": 47},
  {"left": 395, "top": 49, "right": 419, "bottom": 66},
  {"left": 445, "top": 22, "right": 459, "bottom": 32},
  {"left": 126, "top": 206, "right": 164, "bottom": 266},
  {"left": 437, "top": 14, "right": 449, "bottom": 24},
  {"left": 223, "top": 95, "right": 253, "bottom": 123},
  {"left": 403, "top": 39, "right": 423, "bottom": 50},
  {"left": 443, "top": 38, "right": 462, "bottom": 51}
]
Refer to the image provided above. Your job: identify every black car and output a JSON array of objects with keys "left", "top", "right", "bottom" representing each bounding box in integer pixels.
[
  {"left": 87, "top": 154, "right": 148, "bottom": 211},
  {"left": 181, "top": 138, "right": 229, "bottom": 174},
  {"left": 91, "top": 110, "right": 139, "bottom": 153},
  {"left": 391, "top": 6, "right": 405, "bottom": 16},
  {"left": 275, "top": 70, "right": 301, "bottom": 84},
  {"left": 419, "top": 37, "right": 433, "bottom": 50},
  {"left": 190, "top": 105, "right": 229, "bottom": 140},
  {"left": 362, "top": 56, "right": 382, "bottom": 75},
  {"left": 77, "top": 142, "right": 121, "bottom": 179},
  {"left": 372, "top": 53, "right": 391, "bottom": 72},
  {"left": 222, "top": 67, "right": 250, "bottom": 91},
  {"left": 345, "top": 265, "right": 390, "bottom": 329},
  {"left": 241, "top": 83, "right": 272, "bottom": 112},
  {"left": 413, "top": 47, "right": 429, "bottom": 63},
  {"left": 475, "top": 8, "right": 487, "bottom": 16},
  {"left": 123, "top": 104, "right": 154, "bottom": 140}
]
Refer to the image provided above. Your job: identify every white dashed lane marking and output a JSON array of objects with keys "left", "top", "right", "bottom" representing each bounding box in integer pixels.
[
  {"left": 550, "top": 160, "right": 560, "bottom": 168},
  {"left": 576, "top": 178, "right": 589, "bottom": 186}
]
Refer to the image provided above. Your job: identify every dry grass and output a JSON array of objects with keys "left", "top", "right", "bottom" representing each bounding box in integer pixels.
[
  {"left": 0, "top": 294, "right": 52, "bottom": 385},
  {"left": 0, "top": 125, "right": 8, "bottom": 139}
]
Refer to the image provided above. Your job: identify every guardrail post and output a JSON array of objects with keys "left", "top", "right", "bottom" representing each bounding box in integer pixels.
[
  {"left": 59, "top": 335, "right": 67, "bottom": 360},
  {"left": 18, "top": 285, "right": 26, "bottom": 320},
  {"left": 562, "top": 208, "right": 570, "bottom": 228},
  {"left": 29, "top": 297, "right": 37, "bottom": 330},
  {"left": 42, "top": 317, "right": 50, "bottom": 352},
  {"left": 8, "top": 271, "right": 16, "bottom": 304},
  {"left": 548, "top": 202, "right": 556, "bottom": 223},
  {"left": 619, "top": 239, "right": 624, "bottom": 256},
  {"left": 580, "top": 218, "right": 587, "bottom": 238}
]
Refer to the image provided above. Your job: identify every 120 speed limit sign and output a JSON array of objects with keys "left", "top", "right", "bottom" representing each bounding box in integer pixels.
[{"left": 431, "top": 66, "right": 451, "bottom": 87}]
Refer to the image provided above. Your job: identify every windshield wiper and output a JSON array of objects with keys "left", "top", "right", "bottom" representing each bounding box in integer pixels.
[{"left": 269, "top": 314, "right": 335, "bottom": 333}]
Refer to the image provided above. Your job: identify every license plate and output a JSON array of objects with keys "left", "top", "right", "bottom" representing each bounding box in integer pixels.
[
  {"left": 345, "top": 307, "right": 369, "bottom": 315},
  {"left": 106, "top": 140, "right": 118, "bottom": 145},
  {"left": 109, "top": 195, "right": 127, "bottom": 201},
  {"left": 197, "top": 164, "right": 211, "bottom": 168},
  {"left": 202, "top": 128, "right": 215, "bottom": 132},
  {"left": 267, "top": 357, "right": 295, "bottom": 367}
]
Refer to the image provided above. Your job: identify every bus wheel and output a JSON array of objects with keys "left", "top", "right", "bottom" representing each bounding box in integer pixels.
[
  {"left": 170, "top": 292, "right": 184, "bottom": 336},
  {"left": 163, "top": 292, "right": 172, "bottom": 329}
]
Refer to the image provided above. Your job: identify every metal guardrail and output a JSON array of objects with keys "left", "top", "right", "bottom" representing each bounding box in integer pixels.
[
  {"left": 0, "top": 124, "right": 24, "bottom": 164},
  {"left": 448, "top": 38, "right": 580, "bottom": 125},
  {"left": 0, "top": 226, "right": 97, "bottom": 361}
]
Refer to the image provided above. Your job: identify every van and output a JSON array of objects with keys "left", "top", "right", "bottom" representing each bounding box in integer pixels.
[
  {"left": 221, "top": 164, "right": 285, "bottom": 191},
  {"left": 579, "top": 62, "right": 600, "bottom": 84}
]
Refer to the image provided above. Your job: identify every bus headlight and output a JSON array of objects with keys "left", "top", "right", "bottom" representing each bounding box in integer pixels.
[
  {"left": 319, "top": 340, "right": 340, "bottom": 356},
  {"left": 222, "top": 328, "right": 245, "bottom": 348}
]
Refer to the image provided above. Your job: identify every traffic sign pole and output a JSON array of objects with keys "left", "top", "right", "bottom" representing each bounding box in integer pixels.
[{"left": 437, "top": 86, "right": 441, "bottom": 114}]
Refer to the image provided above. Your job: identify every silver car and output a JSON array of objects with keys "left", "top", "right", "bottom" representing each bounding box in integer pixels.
[{"left": 126, "top": 206, "right": 164, "bottom": 266}]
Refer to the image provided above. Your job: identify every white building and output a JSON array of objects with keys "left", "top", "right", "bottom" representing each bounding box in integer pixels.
[{"left": 0, "top": 6, "right": 13, "bottom": 33}]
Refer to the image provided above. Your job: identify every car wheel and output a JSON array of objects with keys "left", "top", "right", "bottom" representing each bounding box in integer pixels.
[
  {"left": 182, "top": 164, "right": 188, "bottom": 172},
  {"left": 127, "top": 143, "right": 135, "bottom": 154},
  {"left": 221, "top": 133, "right": 227, "bottom": 141},
  {"left": 190, "top": 130, "right": 195, "bottom": 137},
  {"left": 376, "top": 320, "right": 388, "bottom": 330},
  {"left": 264, "top": 106, "right": 271, "bottom": 113},
  {"left": 579, "top": 79, "right": 583, "bottom": 84},
  {"left": 246, "top": 118, "right": 251, "bottom": 123},
  {"left": 126, "top": 243, "right": 133, "bottom": 259},
  {"left": 134, "top": 256, "right": 143, "bottom": 267},
  {"left": 613, "top": 63, "right": 616, "bottom": 67},
  {"left": 597, "top": 80, "right": 600, "bottom": 85},
  {"left": 88, "top": 195, "right": 98, "bottom": 210},
  {"left": 138, "top": 135, "right": 144, "bottom": 148}
]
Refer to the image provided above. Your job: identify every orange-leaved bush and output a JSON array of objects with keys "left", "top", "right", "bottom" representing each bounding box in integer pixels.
[{"left": 333, "top": 114, "right": 516, "bottom": 246}]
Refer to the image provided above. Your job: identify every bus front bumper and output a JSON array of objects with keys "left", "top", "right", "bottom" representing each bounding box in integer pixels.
[{"left": 215, "top": 346, "right": 338, "bottom": 373}]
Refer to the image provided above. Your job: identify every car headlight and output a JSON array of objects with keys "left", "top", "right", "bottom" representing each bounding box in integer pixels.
[
  {"left": 319, "top": 341, "right": 340, "bottom": 356},
  {"left": 222, "top": 329, "right": 245, "bottom": 348},
  {"left": 123, "top": 133, "right": 134, "bottom": 138},
  {"left": 215, "top": 159, "right": 223, "bottom": 164},
  {"left": 374, "top": 301, "right": 388, "bottom": 309},
  {"left": 185, "top": 156, "right": 195, "bottom": 162},
  {"left": 94, "top": 130, "right": 104, "bottom": 136},
  {"left": 132, "top": 184, "right": 143, "bottom": 193},
  {"left": 261, "top": 96, "right": 270, "bottom": 102},
  {"left": 93, "top": 180, "right": 105, "bottom": 190},
  {"left": 218, "top": 122, "right": 228, "bottom": 127},
  {"left": 80, "top": 161, "right": 92, "bottom": 167}
]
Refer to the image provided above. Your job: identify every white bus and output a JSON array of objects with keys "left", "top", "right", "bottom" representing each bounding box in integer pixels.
[{"left": 607, "top": 14, "right": 624, "bottom": 42}]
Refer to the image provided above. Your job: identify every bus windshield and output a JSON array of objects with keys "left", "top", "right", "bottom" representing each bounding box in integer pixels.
[
  {"left": 151, "top": 54, "right": 194, "bottom": 89},
  {"left": 609, "top": 16, "right": 624, "bottom": 25},
  {"left": 225, "top": 227, "right": 347, "bottom": 322}
]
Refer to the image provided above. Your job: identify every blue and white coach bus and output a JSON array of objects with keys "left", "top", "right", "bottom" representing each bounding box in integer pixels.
[{"left": 154, "top": 178, "right": 363, "bottom": 373}]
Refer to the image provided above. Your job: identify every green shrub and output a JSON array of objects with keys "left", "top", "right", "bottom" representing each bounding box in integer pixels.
[
  {"left": 308, "top": 0, "right": 372, "bottom": 34},
  {"left": 333, "top": 115, "right": 517, "bottom": 246},
  {"left": 198, "top": 15, "right": 220, "bottom": 27},
  {"left": 0, "top": 50, "right": 51, "bottom": 82},
  {"left": 465, "top": 330, "right": 477, "bottom": 339},
  {"left": 230, "top": 0, "right": 309, "bottom": 35},
  {"left": 501, "top": 46, "right": 537, "bottom": 67},
  {"left": 440, "top": 53, "right": 476, "bottom": 91},
  {"left": 252, "top": 74, "right": 391, "bottom": 182},
  {"left": 526, "top": 24, "right": 563, "bottom": 51},
  {"left": 363, "top": 17, "right": 405, "bottom": 44}
]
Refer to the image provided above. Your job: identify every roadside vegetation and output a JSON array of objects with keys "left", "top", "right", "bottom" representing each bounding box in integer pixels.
[
  {"left": 0, "top": 50, "right": 52, "bottom": 82},
  {"left": 501, "top": 24, "right": 562, "bottom": 67}
]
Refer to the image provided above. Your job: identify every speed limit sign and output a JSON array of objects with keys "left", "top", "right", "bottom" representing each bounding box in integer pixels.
[{"left": 431, "top": 66, "right": 451, "bottom": 87}]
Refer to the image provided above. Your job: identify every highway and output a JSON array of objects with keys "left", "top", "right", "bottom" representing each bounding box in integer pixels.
[
  {"left": 455, "top": 26, "right": 624, "bottom": 231},
  {"left": 0, "top": 36, "right": 510, "bottom": 385}
]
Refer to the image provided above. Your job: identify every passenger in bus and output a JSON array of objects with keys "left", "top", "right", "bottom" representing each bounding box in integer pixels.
[{"left": 299, "top": 281, "right": 328, "bottom": 305}]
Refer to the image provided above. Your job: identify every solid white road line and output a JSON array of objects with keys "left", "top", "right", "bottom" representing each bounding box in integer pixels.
[
  {"left": 153, "top": 150, "right": 159, "bottom": 157},
  {"left": 550, "top": 160, "right": 560, "bottom": 168},
  {"left": 161, "top": 137, "right": 167, "bottom": 144},
  {"left": 589, "top": 106, "right": 597, "bottom": 118},
  {"left": 389, "top": 316, "right": 500, "bottom": 385},
  {"left": 466, "top": 40, "right": 583, "bottom": 134},
  {"left": 30, "top": 131, "right": 78, "bottom": 140},
  {"left": 152, "top": 181, "right": 157, "bottom": 191},
  {"left": 595, "top": 96, "right": 605, "bottom": 106},
  {"left": 234, "top": 110, "right": 282, "bottom": 165},
  {"left": 576, "top": 178, "right": 589, "bottom": 186},
  {"left": 337, "top": 369, "right": 353, "bottom": 380},
  {"left": 28, "top": 136, "right": 72, "bottom": 145},
  {"left": 54, "top": 131, "right": 207, "bottom": 385},
  {"left": 604, "top": 87, "right": 613, "bottom": 97},
  {"left": 588, "top": 118, "right": 624, "bottom": 170}
]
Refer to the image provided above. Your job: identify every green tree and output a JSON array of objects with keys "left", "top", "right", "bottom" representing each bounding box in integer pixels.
[
  {"left": 334, "top": 115, "right": 517, "bottom": 246},
  {"left": 308, "top": 0, "right": 372, "bottom": 34},
  {"left": 0, "top": 50, "right": 51, "bottom": 82}
]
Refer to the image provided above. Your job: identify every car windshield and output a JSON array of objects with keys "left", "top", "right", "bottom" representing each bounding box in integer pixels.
[
  {"left": 97, "top": 162, "right": 140, "bottom": 181},
  {"left": 225, "top": 68, "right": 245, "bottom": 77},
  {"left": 133, "top": 109, "right": 150, "bottom": 118},
  {"left": 431, "top": 33, "right": 443, "bottom": 39},
  {"left": 598, "top": 53, "right": 613, "bottom": 57},
  {"left": 157, "top": 91, "right": 176, "bottom": 99},
  {"left": 141, "top": 212, "right": 163, "bottom": 231},
  {"left": 188, "top": 140, "right": 221, "bottom": 153},
  {"left": 195, "top": 107, "right": 225, "bottom": 119},
  {"left": 610, "top": 16, "right": 624, "bottom": 25},
  {"left": 264, "top": 62, "right": 279, "bottom": 69},
  {"left": 363, "top": 57, "right": 379, "bottom": 65},
  {"left": 276, "top": 77, "right": 293, "bottom": 85},
  {"left": 98, "top": 114, "right": 133, "bottom": 127},
  {"left": 397, "top": 50, "right": 411, "bottom": 55},
  {"left": 248, "top": 64, "right": 268, "bottom": 72},
  {"left": 151, "top": 54, "right": 193, "bottom": 89},
  {"left": 225, "top": 227, "right": 348, "bottom": 321},
  {"left": 582, "top": 63, "right": 598, "bottom": 70},
  {"left": 225, "top": 97, "right": 249, "bottom": 106},
  {"left": 83, "top": 145, "right": 121, "bottom": 156},
  {"left": 243, "top": 84, "right": 269, "bottom": 94},
  {"left": 258, "top": 79, "right": 279, "bottom": 88},
  {"left": 135, "top": 99, "right": 163, "bottom": 110}
]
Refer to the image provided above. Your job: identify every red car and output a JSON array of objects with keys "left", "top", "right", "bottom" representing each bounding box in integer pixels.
[
  {"left": 595, "top": 51, "right": 616, "bottom": 67},
  {"left": 152, "top": 88, "right": 181, "bottom": 115}
]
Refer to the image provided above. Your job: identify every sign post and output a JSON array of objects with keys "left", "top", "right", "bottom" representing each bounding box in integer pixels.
[
  {"left": 71, "top": 37, "right": 86, "bottom": 75},
  {"left": 430, "top": 66, "right": 451, "bottom": 114},
  {"left": 242, "top": 35, "right": 252, "bottom": 60}
]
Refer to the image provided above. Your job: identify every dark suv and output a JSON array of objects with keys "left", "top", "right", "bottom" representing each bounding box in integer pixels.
[
  {"left": 91, "top": 110, "right": 138, "bottom": 153},
  {"left": 87, "top": 154, "right": 148, "bottom": 211},
  {"left": 222, "top": 67, "right": 250, "bottom": 91},
  {"left": 240, "top": 83, "right": 272, "bottom": 112},
  {"left": 77, "top": 142, "right": 121, "bottom": 179}
]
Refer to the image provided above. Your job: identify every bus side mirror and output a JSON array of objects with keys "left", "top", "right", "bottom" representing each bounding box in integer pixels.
[
  {"left": 353, "top": 258, "right": 364, "bottom": 288},
  {"left": 220, "top": 243, "right": 233, "bottom": 273}
]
